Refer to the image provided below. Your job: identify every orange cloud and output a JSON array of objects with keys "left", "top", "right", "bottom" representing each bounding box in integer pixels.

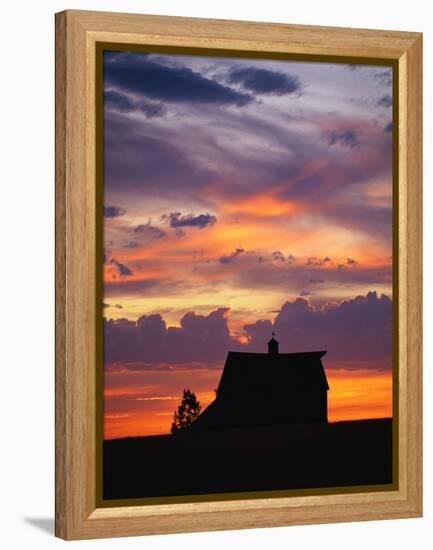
[{"left": 223, "top": 193, "right": 298, "bottom": 218}]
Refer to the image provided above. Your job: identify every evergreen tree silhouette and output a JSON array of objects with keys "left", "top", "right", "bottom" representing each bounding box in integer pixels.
[{"left": 171, "top": 389, "right": 201, "bottom": 433}]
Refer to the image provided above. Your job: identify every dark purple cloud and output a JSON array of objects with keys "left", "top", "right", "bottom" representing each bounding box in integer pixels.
[
  {"left": 105, "top": 308, "right": 230, "bottom": 363},
  {"left": 227, "top": 66, "right": 301, "bottom": 96},
  {"left": 304, "top": 257, "right": 332, "bottom": 267},
  {"left": 323, "top": 203, "right": 392, "bottom": 243},
  {"left": 327, "top": 129, "right": 360, "bottom": 148},
  {"left": 165, "top": 212, "right": 217, "bottom": 229},
  {"left": 123, "top": 241, "right": 139, "bottom": 249},
  {"left": 243, "top": 291, "right": 392, "bottom": 364},
  {"left": 104, "top": 292, "right": 392, "bottom": 367},
  {"left": 384, "top": 121, "right": 393, "bottom": 133},
  {"left": 105, "top": 278, "right": 165, "bottom": 296},
  {"left": 306, "top": 257, "right": 327, "bottom": 266},
  {"left": 104, "top": 52, "right": 253, "bottom": 107},
  {"left": 134, "top": 221, "right": 166, "bottom": 239},
  {"left": 219, "top": 248, "right": 245, "bottom": 265},
  {"left": 272, "top": 251, "right": 286, "bottom": 263},
  {"left": 289, "top": 174, "right": 326, "bottom": 199},
  {"left": 104, "top": 89, "right": 166, "bottom": 118},
  {"left": 105, "top": 89, "right": 135, "bottom": 111},
  {"left": 104, "top": 114, "right": 212, "bottom": 193},
  {"left": 270, "top": 251, "right": 295, "bottom": 264},
  {"left": 377, "top": 94, "right": 392, "bottom": 108},
  {"left": 374, "top": 70, "right": 392, "bottom": 88},
  {"left": 109, "top": 258, "right": 133, "bottom": 277},
  {"left": 104, "top": 276, "right": 215, "bottom": 299},
  {"left": 104, "top": 205, "right": 126, "bottom": 218}
]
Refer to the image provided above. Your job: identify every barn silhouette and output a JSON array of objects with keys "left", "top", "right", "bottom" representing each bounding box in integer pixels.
[{"left": 189, "top": 336, "right": 329, "bottom": 431}]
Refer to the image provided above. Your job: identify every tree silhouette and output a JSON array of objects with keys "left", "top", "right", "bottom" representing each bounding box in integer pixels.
[{"left": 171, "top": 389, "right": 201, "bottom": 433}]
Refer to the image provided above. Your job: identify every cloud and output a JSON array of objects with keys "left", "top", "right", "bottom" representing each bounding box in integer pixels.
[
  {"left": 219, "top": 248, "right": 245, "bottom": 265},
  {"left": 309, "top": 279, "right": 324, "bottom": 284},
  {"left": 134, "top": 220, "right": 166, "bottom": 239},
  {"left": 307, "top": 257, "right": 323, "bottom": 266},
  {"left": 105, "top": 93, "right": 392, "bottom": 217},
  {"left": 377, "top": 94, "right": 392, "bottom": 108},
  {"left": 288, "top": 174, "right": 325, "bottom": 199},
  {"left": 334, "top": 258, "right": 358, "bottom": 272},
  {"left": 306, "top": 257, "right": 332, "bottom": 267},
  {"left": 324, "top": 203, "right": 392, "bottom": 243},
  {"left": 104, "top": 205, "right": 126, "bottom": 218},
  {"left": 269, "top": 251, "right": 295, "bottom": 264},
  {"left": 272, "top": 250, "right": 286, "bottom": 262},
  {"left": 374, "top": 70, "right": 392, "bottom": 88},
  {"left": 105, "top": 361, "right": 215, "bottom": 373},
  {"left": 104, "top": 277, "right": 194, "bottom": 298},
  {"left": 109, "top": 257, "right": 133, "bottom": 277},
  {"left": 345, "top": 64, "right": 361, "bottom": 72},
  {"left": 227, "top": 66, "right": 301, "bottom": 96},
  {"left": 123, "top": 241, "right": 139, "bottom": 249},
  {"left": 104, "top": 89, "right": 166, "bottom": 118},
  {"left": 242, "top": 291, "right": 392, "bottom": 364},
  {"left": 104, "top": 52, "right": 253, "bottom": 107},
  {"left": 105, "top": 308, "right": 230, "bottom": 363},
  {"left": 104, "top": 115, "right": 212, "bottom": 194},
  {"left": 384, "top": 121, "right": 393, "bottom": 133},
  {"left": 327, "top": 129, "right": 360, "bottom": 148},
  {"left": 104, "top": 292, "right": 392, "bottom": 367},
  {"left": 165, "top": 212, "right": 217, "bottom": 229}
]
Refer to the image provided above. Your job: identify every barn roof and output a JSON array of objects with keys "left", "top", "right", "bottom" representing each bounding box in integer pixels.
[{"left": 217, "top": 350, "right": 329, "bottom": 396}]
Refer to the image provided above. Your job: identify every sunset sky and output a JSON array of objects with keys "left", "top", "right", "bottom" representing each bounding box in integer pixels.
[{"left": 103, "top": 50, "right": 394, "bottom": 439}]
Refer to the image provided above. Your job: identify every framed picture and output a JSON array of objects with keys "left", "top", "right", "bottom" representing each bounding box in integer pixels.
[{"left": 55, "top": 10, "right": 422, "bottom": 540}]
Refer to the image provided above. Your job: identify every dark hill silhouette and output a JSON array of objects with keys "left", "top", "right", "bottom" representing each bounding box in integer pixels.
[
  {"left": 189, "top": 337, "right": 329, "bottom": 431},
  {"left": 103, "top": 418, "right": 393, "bottom": 500}
]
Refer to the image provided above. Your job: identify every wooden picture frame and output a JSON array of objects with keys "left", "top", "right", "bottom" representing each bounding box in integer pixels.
[{"left": 55, "top": 9, "right": 422, "bottom": 540}]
